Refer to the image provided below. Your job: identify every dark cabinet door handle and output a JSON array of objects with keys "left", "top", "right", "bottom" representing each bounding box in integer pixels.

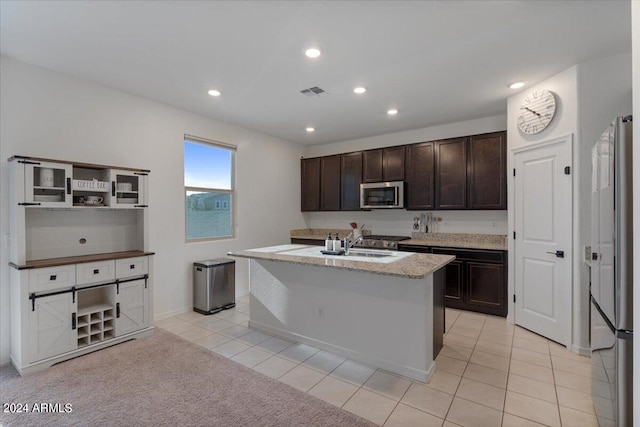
[
  {"left": 112, "top": 181, "right": 116, "bottom": 197},
  {"left": 50, "top": 275, "right": 57, "bottom": 281},
  {"left": 93, "top": 269, "right": 100, "bottom": 274},
  {"left": 546, "top": 250, "right": 565, "bottom": 258},
  {"left": 66, "top": 177, "right": 71, "bottom": 195},
  {"left": 116, "top": 303, "right": 120, "bottom": 318},
  {"left": 71, "top": 313, "right": 76, "bottom": 330},
  {"left": 130, "top": 264, "right": 135, "bottom": 269}
]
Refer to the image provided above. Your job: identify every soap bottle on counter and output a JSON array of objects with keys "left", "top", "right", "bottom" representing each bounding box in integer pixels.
[
  {"left": 333, "top": 234, "right": 341, "bottom": 252},
  {"left": 325, "top": 233, "right": 333, "bottom": 251}
]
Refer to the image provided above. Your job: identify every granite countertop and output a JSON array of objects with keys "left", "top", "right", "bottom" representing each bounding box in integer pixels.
[
  {"left": 228, "top": 244, "right": 454, "bottom": 279},
  {"left": 402, "top": 232, "right": 507, "bottom": 251}
]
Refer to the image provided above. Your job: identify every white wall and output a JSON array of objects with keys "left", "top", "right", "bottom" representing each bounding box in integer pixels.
[
  {"left": 303, "top": 115, "right": 509, "bottom": 236},
  {"left": 506, "top": 65, "right": 579, "bottom": 337},
  {"left": 506, "top": 54, "right": 632, "bottom": 353},
  {"left": 631, "top": 3, "right": 639, "bottom": 425},
  {"left": 0, "top": 56, "right": 307, "bottom": 364}
]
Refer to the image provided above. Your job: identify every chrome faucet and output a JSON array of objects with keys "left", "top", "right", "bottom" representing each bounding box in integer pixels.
[{"left": 343, "top": 233, "right": 364, "bottom": 255}]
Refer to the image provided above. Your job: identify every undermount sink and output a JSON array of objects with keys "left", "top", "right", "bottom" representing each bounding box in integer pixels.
[
  {"left": 345, "top": 250, "right": 393, "bottom": 258},
  {"left": 277, "top": 246, "right": 412, "bottom": 264}
]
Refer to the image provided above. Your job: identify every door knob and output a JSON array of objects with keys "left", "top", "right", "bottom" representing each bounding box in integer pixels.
[{"left": 546, "top": 250, "right": 565, "bottom": 258}]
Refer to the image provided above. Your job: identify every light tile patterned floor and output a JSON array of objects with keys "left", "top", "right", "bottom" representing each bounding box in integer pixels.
[{"left": 157, "top": 296, "right": 597, "bottom": 426}]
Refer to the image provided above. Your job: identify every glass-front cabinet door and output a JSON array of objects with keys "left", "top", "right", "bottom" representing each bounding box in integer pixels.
[
  {"left": 23, "top": 161, "right": 73, "bottom": 207},
  {"left": 110, "top": 169, "right": 147, "bottom": 208}
]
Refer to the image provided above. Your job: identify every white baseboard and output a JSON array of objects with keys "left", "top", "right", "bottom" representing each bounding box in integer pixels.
[
  {"left": 154, "top": 290, "right": 248, "bottom": 321},
  {"left": 154, "top": 306, "right": 193, "bottom": 321},
  {"left": 249, "top": 320, "right": 435, "bottom": 383},
  {"left": 571, "top": 344, "right": 591, "bottom": 356}
]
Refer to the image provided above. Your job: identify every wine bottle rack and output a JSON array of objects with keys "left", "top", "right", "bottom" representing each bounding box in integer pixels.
[{"left": 77, "top": 303, "right": 115, "bottom": 348}]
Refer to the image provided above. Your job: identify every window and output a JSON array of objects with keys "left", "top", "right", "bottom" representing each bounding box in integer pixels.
[{"left": 184, "top": 137, "right": 235, "bottom": 241}]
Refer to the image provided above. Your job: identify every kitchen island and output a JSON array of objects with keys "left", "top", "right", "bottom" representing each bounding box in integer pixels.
[{"left": 228, "top": 244, "right": 454, "bottom": 382}]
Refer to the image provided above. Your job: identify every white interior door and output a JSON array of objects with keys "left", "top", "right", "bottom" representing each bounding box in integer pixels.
[{"left": 513, "top": 135, "right": 572, "bottom": 346}]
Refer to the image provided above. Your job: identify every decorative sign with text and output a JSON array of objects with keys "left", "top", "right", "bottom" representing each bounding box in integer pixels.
[{"left": 72, "top": 179, "right": 110, "bottom": 192}]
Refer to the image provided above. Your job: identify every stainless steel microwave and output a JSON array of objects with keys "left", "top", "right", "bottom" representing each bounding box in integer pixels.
[{"left": 360, "top": 181, "right": 404, "bottom": 209}]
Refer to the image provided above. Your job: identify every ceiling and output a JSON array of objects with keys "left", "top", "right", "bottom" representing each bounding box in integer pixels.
[{"left": 0, "top": 1, "right": 631, "bottom": 146}]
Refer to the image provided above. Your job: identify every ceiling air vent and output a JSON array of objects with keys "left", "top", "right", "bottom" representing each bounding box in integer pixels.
[{"left": 300, "top": 86, "right": 328, "bottom": 97}]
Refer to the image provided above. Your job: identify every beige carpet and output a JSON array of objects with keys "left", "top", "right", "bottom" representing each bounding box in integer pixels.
[{"left": 0, "top": 329, "right": 375, "bottom": 427}]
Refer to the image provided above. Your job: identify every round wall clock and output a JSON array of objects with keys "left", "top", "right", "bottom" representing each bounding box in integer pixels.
[{"left": 517, "top": 90, "right": 557, "bottom": 135}]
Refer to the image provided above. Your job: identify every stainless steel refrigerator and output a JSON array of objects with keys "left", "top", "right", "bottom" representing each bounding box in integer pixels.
[{"left": 590, "top": 115, "right": 633, "bottom": 426}]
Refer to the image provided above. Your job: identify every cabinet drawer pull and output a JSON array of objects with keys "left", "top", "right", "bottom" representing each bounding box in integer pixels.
[
  {"left": 130, "top": 264, "right": 135, "bottom": 269},
  {"left": 93, "top": 269, "right": 100, "bottom": 274},
  {"left": 50, "top": 275, "right": 57, "bottom": 281}
]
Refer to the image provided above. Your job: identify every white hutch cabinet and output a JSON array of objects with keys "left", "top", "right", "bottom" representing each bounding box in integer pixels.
[{"left": 9, "top": 155, "right": 154, "bottom": 376}]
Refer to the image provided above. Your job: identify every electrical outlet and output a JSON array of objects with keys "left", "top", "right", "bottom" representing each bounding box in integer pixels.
[
  {"left": 492, "top": 221, "right": 497, "bottom": 228},
  {"left": 317, "top": 307, "right": 324, "bottom": 317}
]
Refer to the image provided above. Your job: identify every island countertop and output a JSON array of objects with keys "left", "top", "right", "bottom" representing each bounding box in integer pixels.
[{"left": 228, "top": 244, "right": 454, "bottom": 279}]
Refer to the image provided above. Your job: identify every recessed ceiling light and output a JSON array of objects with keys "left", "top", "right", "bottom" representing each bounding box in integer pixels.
[
  {"left": 306, "top": 127, "right": 315, "bottom": 133},
  {"left": 387, "top": 109, "right": 398, "bottom": 116},
  {"left": 353, "top": 86, "right": 366, "bottom": 94},
  {"left": 305, "top": 47, "right": 322, "bottom": 58},
  {"left": 509, "top": 82, "right": 525, "bottom": 89},
  {"left": 207, "top": 89, "right": 221, "bottom": 97}
]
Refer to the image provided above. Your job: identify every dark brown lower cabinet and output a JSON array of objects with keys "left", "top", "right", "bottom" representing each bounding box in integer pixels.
[
  {"left": 399, "top": 245, "right": 507, "bottom": 317},
  {"left": 467, "top": 261, "right": 505, "bottom": 312},
  {"left": 443, "top": 260, "right": 464, "bottom": 303}
]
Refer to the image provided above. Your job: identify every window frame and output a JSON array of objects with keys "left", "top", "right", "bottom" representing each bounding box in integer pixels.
[{"left": 184, "top": 135, "right": 236, "bottom": 242}]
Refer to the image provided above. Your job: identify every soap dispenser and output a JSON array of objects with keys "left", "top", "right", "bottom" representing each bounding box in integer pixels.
[
  {"left": 333, "top": 234, "right": 341, "bottom": 252},
  {"left": 325, "top": 233, "right": 333, "bottom": 251}
]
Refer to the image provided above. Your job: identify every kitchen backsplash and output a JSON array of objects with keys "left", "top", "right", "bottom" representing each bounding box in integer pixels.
[{"left": 303, "top": 210, "right": 508, "bottom": 236}]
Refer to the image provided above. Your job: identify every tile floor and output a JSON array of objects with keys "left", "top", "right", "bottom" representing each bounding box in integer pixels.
[{"left": 156, "top": 295, "right": 597, "bottom": 426}]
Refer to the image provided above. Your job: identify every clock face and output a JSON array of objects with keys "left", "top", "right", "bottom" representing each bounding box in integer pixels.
[{"left": 517, "top": 90, "right": 556, "bottom": 135}]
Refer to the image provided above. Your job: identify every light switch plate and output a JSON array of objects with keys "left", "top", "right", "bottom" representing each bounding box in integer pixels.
[{"left": 584, "top": 245, "right": 591, "bottom": 261}]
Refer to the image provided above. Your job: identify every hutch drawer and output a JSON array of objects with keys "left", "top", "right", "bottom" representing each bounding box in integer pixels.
[
  {"left": 28, "top": 265, "right": 76, "bottom": 293},
  {"left": 76, "top": 260, "right": 116, "bottom": 285}
]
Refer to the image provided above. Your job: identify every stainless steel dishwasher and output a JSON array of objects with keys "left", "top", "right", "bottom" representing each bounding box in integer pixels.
[{"left": 193, "top": 258, "right": 236, "bottom": 315}]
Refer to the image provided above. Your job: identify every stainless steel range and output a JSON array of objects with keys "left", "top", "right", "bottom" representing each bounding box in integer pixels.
[{"left": 353, "top": 235, "right": 410, "bottom": 250}]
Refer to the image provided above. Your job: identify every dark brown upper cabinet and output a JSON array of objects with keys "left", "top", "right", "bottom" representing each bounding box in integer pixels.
[
  {"left": 320, "top": 155, "right": 341, "bottom": 211},
  {"left": 383, "top": 146, "right": 405, "bottom": 181},
  {"left": 363, "top": 146, "right": 405, "bottom": 183},
  {"left": 405, "top": 142, "right": 435, "bottom": 210},
  {"left": 362, "top": 149, "right": 383, "bottom": 182},
  {"left": 468, "top": 132, "right": 507, "bottom": 209},
  {"left": 340, "top": 152, "right": 363, "bottom": 211},
  {"left": 435, "top": 138, "right": 467, "bottom": 210},
  {"left": 300, "top": 131, "right": 506, "bottom": 212},
  {"left": 300, "top": 157, "right": 320, "bottom": 211}
]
